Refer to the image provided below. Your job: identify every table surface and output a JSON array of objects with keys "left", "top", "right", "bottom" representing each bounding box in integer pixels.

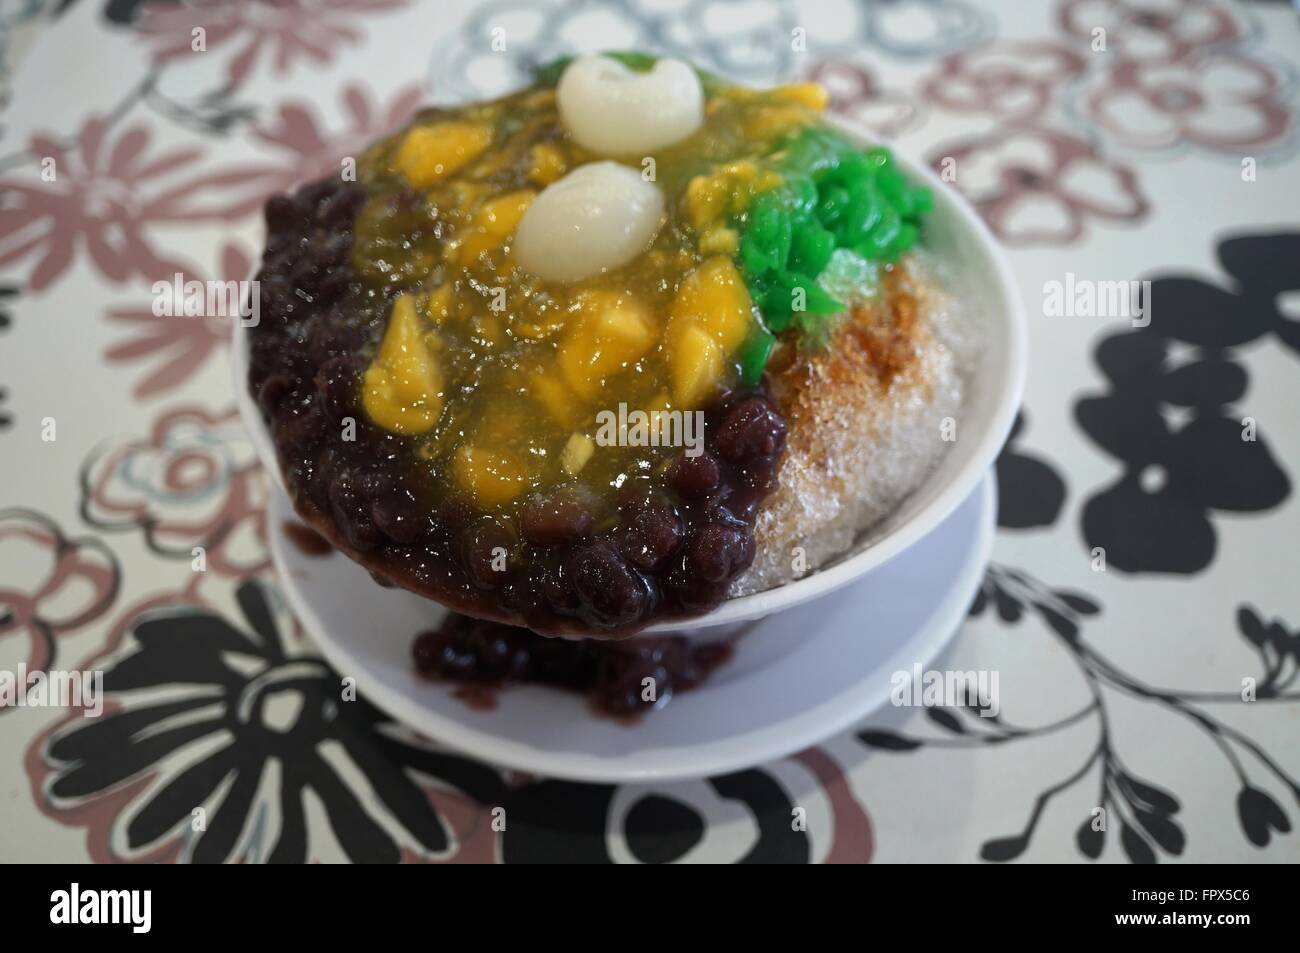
[{"left": 1, "top": 0, "right": 1298, "bottom": 863}]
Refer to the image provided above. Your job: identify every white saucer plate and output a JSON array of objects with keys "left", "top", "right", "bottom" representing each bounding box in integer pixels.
[{"left": 267, "top": 472, "right": 997, "bottom": 783}]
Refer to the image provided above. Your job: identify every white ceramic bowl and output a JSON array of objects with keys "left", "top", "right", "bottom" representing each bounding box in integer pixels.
[{"left": 233, "top": 115, "right": 1027, "bottom": 635}]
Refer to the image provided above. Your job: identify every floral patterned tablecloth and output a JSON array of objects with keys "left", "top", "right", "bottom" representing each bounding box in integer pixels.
[{"left": 1, "top": 0, "right": 1298, "bottom": 863}]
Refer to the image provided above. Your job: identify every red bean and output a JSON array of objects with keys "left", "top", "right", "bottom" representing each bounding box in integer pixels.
[
  {"left": 566, "top": 540, "right": 651, "bottom": 629},
  {"left": 461, "top": 517, "right": 515, "bottom": 591},
  {"left": 713, "top": 395, "right": 787, "bottom": 464},
  {"left": 687, "top": 522, "right": 756, "bottom": 582},
  {"left": 617, "top": 502, "right": 684, "bottom": 571},
  {"left": 520, "top": 491, "right": 594, "bottom": 546},
  {"left": 671, "top": 451, "right": 721, "bottom": 498},
  {"left": 370, "top": 487, "right": 425, "bottom": 545}
]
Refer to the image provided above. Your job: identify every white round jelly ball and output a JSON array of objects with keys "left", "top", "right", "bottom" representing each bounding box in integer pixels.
[
  {"left": 514, "top": 161, "right": 665, "bottom": 284},
  {"left": 557, "top": 55, "right": 704, "bottom": 156}
]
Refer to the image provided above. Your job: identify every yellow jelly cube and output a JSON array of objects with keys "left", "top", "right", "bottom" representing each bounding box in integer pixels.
[
  {"left": 756, "top": 169, "right": 784, "bottom": 193},
  {"left": 671, "top": 256, "right": 754, "bottom": 355},
  {"left": 559, "top": 432, "right": 595, "bottom": 476},
  {"left": 532, "top": 373, "right": 581, "bottom": 427},
  {"left": 393, "top": 122, "right": 492, "bottom": 188},
  {"left": 745, "top": 105, "right": 818, "bottom": 141},
  {"left": 456, "top": 189, "right": 535, "bottom": 264},
  {"left": 670, "top": 322, "right": 723, "bottom": 409},
  {"left": 454, "top": 445, "right": 530, "bottom": 506},
  {"left": 362, "top": 294, "right": 444, "bottom": 435},
  {"left": 426, "top": 283, "right": 454, "bottom": 324},
  {"left": 558, "top": 292, "right": 654, "bottom": 398},
  {"left": 699, "top": 224, "right": 739, "bottom": 256},
  {"left": 771, "top": 82, "right": 829, "bottom": 112},
  {"left": 685, "top": 172, "right": 730, "bottom": 230},
  {"left": 685, "top": 161, "right": 778, "bottom": 230}
]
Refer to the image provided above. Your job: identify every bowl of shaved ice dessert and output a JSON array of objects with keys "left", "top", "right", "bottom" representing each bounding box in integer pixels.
[{"left": 235, "top": 51, "right": 1026, "bottom": 647}]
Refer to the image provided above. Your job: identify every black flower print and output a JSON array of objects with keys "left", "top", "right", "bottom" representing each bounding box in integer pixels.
[
  {"left": 1075, "top": 232, "right": 1296, "bottom": 574},
  {"left": 1153, "top": 232, "right": 1300, "bottom": 355},
  {"left": 966, "top": 563, "right": 1098, "bottom": 634},
  {"left": 495, "top": 770, "right": 810, "bottom": 864},
  {"left": 0, "top": 285, "right": 14, "bottom": 432},
  {"left": 1236, "top": 605, "right": 1300, "bottom": 702},
  {"left": 40, "top": 580, "right": 498, "bottom": 863},
  {"left": 994, "top": 412, "right": 1066, "bottom": 530},
  {"left": 864, "top": 565, "right": 1300, "bottom": 863},
  {"left": 0, "top": 284, "right": 15, "bottom": 331},
  {"left": 97, "top": 0, "right": 172, "bottom": 28}
]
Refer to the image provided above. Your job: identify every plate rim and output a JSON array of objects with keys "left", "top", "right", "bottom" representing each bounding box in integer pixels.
[{"left": 267, "top": 471, "right": 997, "bottom": 783}]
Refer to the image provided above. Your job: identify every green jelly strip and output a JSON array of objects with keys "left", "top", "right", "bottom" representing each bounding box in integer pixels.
[
  {"left": 734, "top": 127, "right": 932, "bottom": 383},
  {"left": 738, "top": 328, "right": 776, "bottom": 388}
]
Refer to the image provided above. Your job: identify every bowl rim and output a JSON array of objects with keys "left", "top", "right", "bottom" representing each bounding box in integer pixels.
[{"left": 232, "top": 112, "right": 1026, "bottom": 634}]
